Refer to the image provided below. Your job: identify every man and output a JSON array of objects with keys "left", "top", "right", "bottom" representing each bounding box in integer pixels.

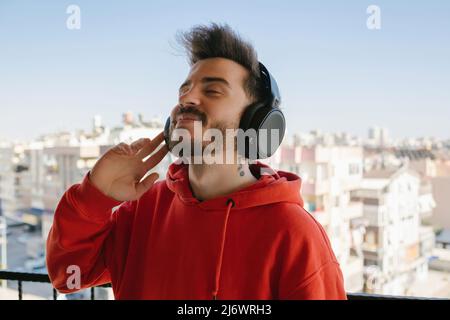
[{"left": 46, "top": 23, "right": 346, "bottom": 300}]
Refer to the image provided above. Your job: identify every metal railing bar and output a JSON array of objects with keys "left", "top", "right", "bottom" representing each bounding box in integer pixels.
[{"left": 1, "top": 270, "right": 447, "bottom": 300}]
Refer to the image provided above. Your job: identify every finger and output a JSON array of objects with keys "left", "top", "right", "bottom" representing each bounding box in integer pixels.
[
  {"left": 135, "top": 172, "right": 159, "bottom": 198},
  {"left": 114, "top": 142, "right": 133, "bottom": 155},
  {"left": 136, "top": 131, "right": 166, "bottom": 160},
  {"left": 143, "top": 144, "right": 169, "bottom": 171},
  {"left": 130, "top": 138, "right": 151, "bottom": 153}
]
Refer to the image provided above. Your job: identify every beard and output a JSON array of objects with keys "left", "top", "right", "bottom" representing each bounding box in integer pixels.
[{"left": 167, "top": 118, "right": 240, "bottom": 163}]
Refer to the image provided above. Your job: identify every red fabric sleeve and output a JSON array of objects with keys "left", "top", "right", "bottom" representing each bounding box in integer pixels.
[{"left": 45, "top": 172, "right": 134, "bottom": 294}]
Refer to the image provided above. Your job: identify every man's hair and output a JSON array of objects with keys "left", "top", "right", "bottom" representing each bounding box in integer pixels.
[{"left": 176, "top": 23, "right": 264, "bottom": 103}]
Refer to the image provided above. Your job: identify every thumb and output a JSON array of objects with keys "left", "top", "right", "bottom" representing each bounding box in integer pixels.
[{"left": 135, "top": 172, "right": 159, "bottom": 198}]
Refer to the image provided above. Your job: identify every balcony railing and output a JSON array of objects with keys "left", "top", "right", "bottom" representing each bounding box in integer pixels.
[
  {"left": 0, "top": 270, "right": 110, "bottom": 300},
  {"left": 0, "top": 270, "right": 445, "bottom": 300}
]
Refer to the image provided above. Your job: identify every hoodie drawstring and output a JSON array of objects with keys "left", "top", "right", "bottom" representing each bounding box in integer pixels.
[{"left": 212, "top": 198, "right": 235, "bottom": 300}]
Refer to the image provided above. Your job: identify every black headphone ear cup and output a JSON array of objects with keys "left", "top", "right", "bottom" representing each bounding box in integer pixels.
[
  {"left": 238, "top": 105, "right": 285, "bottom": 159},
  {"left": 256, "top": 108, "right": 285, "bottom": 159},
  {"left": 164, "top": 117, "right": 171, "bottom": 147}
]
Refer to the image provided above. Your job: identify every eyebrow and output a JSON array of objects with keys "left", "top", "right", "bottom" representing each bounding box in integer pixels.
[{"left": 179, "top": 77, "right": 231, "bottom": 90}]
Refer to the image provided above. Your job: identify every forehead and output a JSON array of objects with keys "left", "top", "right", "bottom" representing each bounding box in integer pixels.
[{"left": 186, "top": 57, "right": 249, "bottom": 86}]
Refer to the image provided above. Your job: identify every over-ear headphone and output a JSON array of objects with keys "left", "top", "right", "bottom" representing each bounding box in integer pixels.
[{"left": 164, "top": 62, "right": 285, "bottom": 160}]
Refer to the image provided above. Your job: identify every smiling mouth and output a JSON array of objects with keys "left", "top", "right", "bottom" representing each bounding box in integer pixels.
[
  {"left": 178, "top": 118, "right": 197, "bottom": 122},
  {"left": 176, "top": 114, "right": 202, "bottom": 123},
  {"left": 175, "top": 118, "right": 199, "bottom": 128}
]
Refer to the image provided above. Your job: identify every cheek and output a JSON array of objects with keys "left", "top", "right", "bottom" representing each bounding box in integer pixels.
[
  {"left": 206, "top": 109, "right": 231, "bottom": 128},
  {"left": 210, "top": 99, "right": 243, "bottom": 120},
  {"left": 207, "top": 111, "right": 241, "bottom": 130}
]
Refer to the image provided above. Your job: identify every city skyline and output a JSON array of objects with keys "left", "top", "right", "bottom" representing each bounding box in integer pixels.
[
  {"left": 1, "top": 111, "right": 448, "bottom": 146},
  {"left": 1, "top": 1, "right": 450, "bottom": 140}
]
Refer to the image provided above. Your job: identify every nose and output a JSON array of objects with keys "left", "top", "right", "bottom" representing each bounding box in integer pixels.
[{"left": 179, "top": 85, "right": 201, "bottom": 107}]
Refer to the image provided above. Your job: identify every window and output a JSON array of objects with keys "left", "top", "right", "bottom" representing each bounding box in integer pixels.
[{"left": 349, "top": 163, "right": 360, "bottom": 175}]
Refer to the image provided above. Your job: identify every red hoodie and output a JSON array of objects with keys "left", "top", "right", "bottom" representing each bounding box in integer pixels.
[{"left": 46, "top": 161, "right": 347, "bottom": 300}]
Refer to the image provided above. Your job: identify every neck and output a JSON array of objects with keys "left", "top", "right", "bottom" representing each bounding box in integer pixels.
[{"left": 188, "top": 161, "right": 258, "bottom": 201}]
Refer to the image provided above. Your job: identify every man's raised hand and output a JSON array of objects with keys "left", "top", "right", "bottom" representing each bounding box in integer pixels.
[{"left": 89, "top": 131, "right": 169, "bottom": 201}]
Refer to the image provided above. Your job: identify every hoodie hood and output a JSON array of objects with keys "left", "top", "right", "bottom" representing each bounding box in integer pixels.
[{"left": 165, "top": 161, "right": 304, "bottom": 210}]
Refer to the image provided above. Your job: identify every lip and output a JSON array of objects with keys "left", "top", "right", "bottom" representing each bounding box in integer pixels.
[
  {"left": 178, "top": 118, "right": 197, "bottom": 122},
  {"left": 176, "top": 114, "right": 201, "bottom": 122}
]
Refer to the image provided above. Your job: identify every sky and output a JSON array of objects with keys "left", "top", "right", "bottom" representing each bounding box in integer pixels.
[{"left": 0, "top": 0, "right": 449, "bottom": 142}]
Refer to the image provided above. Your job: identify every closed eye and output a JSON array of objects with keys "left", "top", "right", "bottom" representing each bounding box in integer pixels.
[
  {"left": 205, "top": 90, "right": 222, "bottom": 95},
  {"left": 179, "top": 87, "right": 189, "bottom": 95}
]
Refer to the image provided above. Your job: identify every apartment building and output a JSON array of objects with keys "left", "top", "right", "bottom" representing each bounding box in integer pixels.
[{"left": 352, "top": 165, "right": 435, "bottom": 295}]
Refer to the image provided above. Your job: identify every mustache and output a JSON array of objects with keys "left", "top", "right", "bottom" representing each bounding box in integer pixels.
[{"left": 175, "top": 106, "right": 207, "bottom": 125}]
